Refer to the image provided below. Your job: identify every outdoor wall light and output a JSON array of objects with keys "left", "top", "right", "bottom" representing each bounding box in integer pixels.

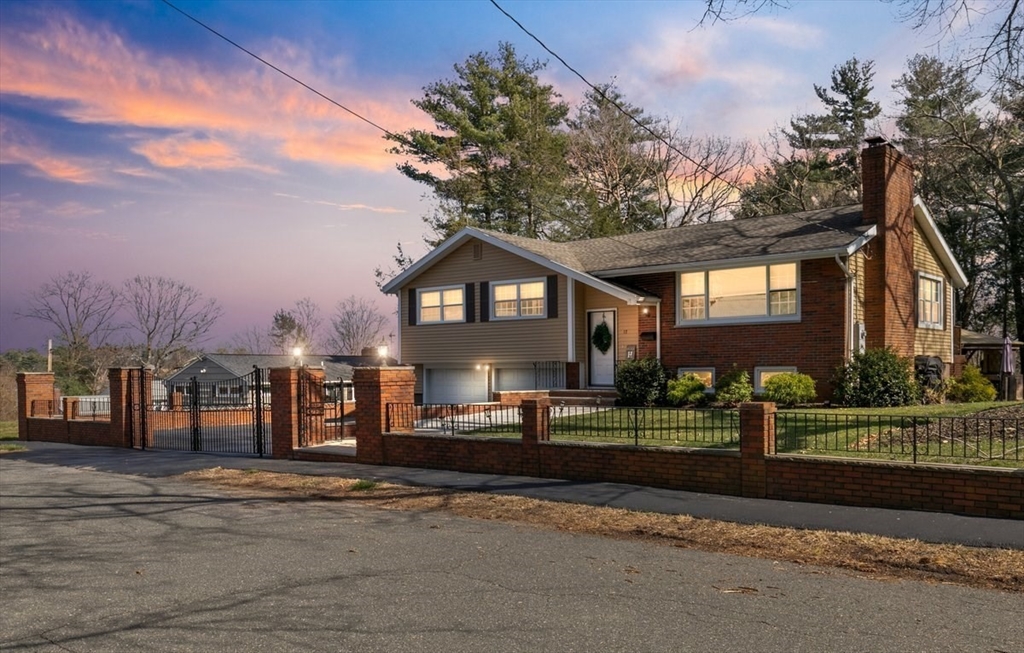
[
  {"left": 642, "top": 307, "right": 650, "bottom": 316},
  {"left": 292, "top": 347, "right": 302, "bottom": 366}
]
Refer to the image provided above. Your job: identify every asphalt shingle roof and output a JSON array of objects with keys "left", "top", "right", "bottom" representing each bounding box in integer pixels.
[{"left": 480, "top": 204, "right": 872, "bottom": 275}]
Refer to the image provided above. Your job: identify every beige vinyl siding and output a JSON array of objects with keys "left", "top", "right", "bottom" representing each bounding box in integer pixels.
[
  {"left": 400, "top": 239, "right": 568, "bottom": 365},
  {"left": 913, "top": 224, "right": 953, "bottom": 359},
  {"left": 850, "top": 251, "right": 866, "bottom": 326}
]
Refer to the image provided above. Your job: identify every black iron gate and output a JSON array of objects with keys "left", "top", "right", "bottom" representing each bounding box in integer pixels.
[
  {"left": 297, "top": 368, "right": 328, "bottom": 447},
  {"left": 150, "top": 367, "right": 269, "bottom": 456}
]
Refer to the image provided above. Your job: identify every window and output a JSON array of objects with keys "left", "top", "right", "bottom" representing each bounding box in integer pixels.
[
  {"left": 917, "top": 273, "right": 943, "bottom": 329},
  {"left": 343, "top": 384, "right": 355, "bottom": 402},
  {"left": 492, "top": 279, "right": 545, "bottom": 319},
  {"left": 678, "top": 263, "right": 798, "bottom": 324},
  {"left": 677, "top": 368, "right": 715, "bottom": 391},
  {"left": 754, "top": 366, "right": 797, "bottom": 394},
  {"left": 418, "top": 286, "right": 464, "bottom": 324}
]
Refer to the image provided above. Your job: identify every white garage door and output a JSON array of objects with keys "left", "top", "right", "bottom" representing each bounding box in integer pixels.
[
  {"left": 494, "top": 368, "right": 535, "bottom": 392},
  {"left": 425, "top": 368, "right": 488, "bottom": 404}
]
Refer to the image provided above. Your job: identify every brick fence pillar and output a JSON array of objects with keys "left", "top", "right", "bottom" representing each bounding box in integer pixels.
[
  {"left": 739, "top": 402, "right": 776, "bottom": 499},
  {"left": 520, "top": 398, "right": 550, "bottom": 476},
  {"left": 565, "top": 362, "right": 581, "bottom": 390},
  {"left": 353, "top": 366, "right": 415, "bottom": 465},
  {"left": 269, "top": 367, "right": 300, "bottom": 459},
  {"left": 16, "top": 372, "right": 55, "bottom": 440},
  {"left": 64, "top": 398, "right": 80, "bottom": 422},
  {"left": 108, "top": 370, "right": 133, "bottom": 448}
]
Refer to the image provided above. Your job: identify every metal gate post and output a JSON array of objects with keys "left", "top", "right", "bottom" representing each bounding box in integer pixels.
[
  {"left": 189, "top": 376, "right": 202, "bottom": 451},
  {"left": 252, "top": 366, "right": 264, "bottom": 457}
]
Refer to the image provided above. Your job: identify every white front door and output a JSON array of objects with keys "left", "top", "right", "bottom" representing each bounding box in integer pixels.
[{"left": 588, "top": 310, "right": 616, "bottom": 387}]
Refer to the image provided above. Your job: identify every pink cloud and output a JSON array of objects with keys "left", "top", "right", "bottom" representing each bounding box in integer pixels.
[
  {"left": 0, "top": 198, "right": 124, "bottom": 241},
  {"left": 0, "top": 119, "right": 100, "bottom": 184},
  {"left": 0, "top": 12, "right": 430, "bottom": 174}
]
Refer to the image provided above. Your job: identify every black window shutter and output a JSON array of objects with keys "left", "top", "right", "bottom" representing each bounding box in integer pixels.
[
  {"left": 408, "top": 288, "right": 417, "bottom": 326},
  {"left": 480, "top": 282, "right": 490, "bottom": 322},
  {"left": 547, "top": 275, "right": 558, "bottom": 319},
  {"left": 465, "top": 282, "right": 475, "bottom": 323}
]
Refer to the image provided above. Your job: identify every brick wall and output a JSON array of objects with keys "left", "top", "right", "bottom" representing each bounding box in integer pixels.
[
  {"left": 767, "top": 457, "right": 1023, "bottom": 519},
  {"left": 621, "top": 261, "right": 847, "bottom": 399}
]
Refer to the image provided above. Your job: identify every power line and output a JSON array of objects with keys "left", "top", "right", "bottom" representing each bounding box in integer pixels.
[
  {"left": 159, "top": 0, "right": 397, "bottom": 138},
  {"left": 488, "top": 0, "right": 741, "bottom": 191}
]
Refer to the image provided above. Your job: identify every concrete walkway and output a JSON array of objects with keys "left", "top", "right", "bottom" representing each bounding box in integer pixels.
[{"left": 6, "top": 440, "right": 1022, "bottom": 550}]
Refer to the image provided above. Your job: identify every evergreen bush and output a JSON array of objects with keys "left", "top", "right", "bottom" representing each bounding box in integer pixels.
[
  {"left": 762, "top": 372, "right": 817, "bottom": 407},
  {"left": 946, "top": 365, "right": 997, "bottom": 403},
  {"left": 832, "top": 347, "right": 921, "bottom": 407},
  {"left": 667, "top": 373, "right": 709, "bottom": 406},
  {"left": 714, "top": 366, "right": 753, "bottom": 405},
  {"left": 615, "top": 357, "right": 668, "bottom": 406}
]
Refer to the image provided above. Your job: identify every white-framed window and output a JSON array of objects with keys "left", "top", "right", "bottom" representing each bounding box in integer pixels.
[
  {"left": 343, "top": 384, "right": 355, "bottom": 402},
  {"left": 677, "top": 263, "right": 798, "bottom": 325},
  {"left": 677, "top": 367, "right": 715, "bottom": 391},
  {"left": 917, "top": 272, "right": 944, "bottom": 329},
  {"left": 492, "top": 278, "right": 546, "bottom": 319},
  {"left": 754, "top": 366, "right": 797, "bottom": 394},
  {"left": 418, "top": 286, "right": 465, "bottom": 324},
  {"left": 216, "top": 385, "right": 242, "bottom": 397}
]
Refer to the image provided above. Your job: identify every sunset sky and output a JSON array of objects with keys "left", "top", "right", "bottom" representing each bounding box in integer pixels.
[{"left": 0, "top": 0, "right": 987, "bottom": 352}]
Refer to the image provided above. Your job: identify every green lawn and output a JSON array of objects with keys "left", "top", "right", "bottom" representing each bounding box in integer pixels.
[
  {"left": 462, "top": 403, "right": 1022, "bottom": 466},
  {"left": 0, "top": 421, "right": 18, "bottom": 441}
]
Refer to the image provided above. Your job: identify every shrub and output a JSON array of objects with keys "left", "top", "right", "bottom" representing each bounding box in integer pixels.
[
  {"left": 762, "top": 372, "right": 817, "bottom": 407},
  {"left": 615, "top": 357, "right": 668, "bottom": 406},
  {"left": 714, "top": 366, "right": 752, "bottom": 405},
  {"left": 946, "top": 365, "right": 997, "bottom": 403},
  {"left": 832, "top": 347, "right": 921, "bottom": 407},
  {"left": 667, "top": 373, "right": 708, "bottom": 406}
]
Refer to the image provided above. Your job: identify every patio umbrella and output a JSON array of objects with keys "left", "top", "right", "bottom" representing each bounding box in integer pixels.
[{"left": 1003, "top": 335, "right": 1016, "bottom": 374}]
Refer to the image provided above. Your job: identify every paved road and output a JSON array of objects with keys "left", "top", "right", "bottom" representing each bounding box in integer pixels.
[{"left": 2, "top": 458, "right": 1022, "bottom": 652}]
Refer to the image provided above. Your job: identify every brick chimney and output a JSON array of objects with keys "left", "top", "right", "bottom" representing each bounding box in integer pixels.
[{"left": 860, "top": 138, "right": 916, "bottom": 356}]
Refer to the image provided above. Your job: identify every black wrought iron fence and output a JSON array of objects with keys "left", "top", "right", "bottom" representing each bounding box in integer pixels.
[
  {"left": 548, "top": 405, "right": 740, "bottom": 447},
  {"left": 775, "top": 412, "right": 1023, "bottom": 464},
  {"left": 386, "top": 403, "right": 523, "bottom": 435},
  {"left": 74, "top": 397, "right": 111, "bottom": 420}
]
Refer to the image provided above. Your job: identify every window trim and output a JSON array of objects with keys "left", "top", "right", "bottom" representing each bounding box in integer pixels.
[
  {"left": 754, "top": 366, "right": 797, "bottom": 394},
  {"left": 417, "top": 285, "right": 466, "bottom": 325},
  {"left": 916, "top": 272, "right": 944, "bottom": 330},
  {"left": 677, "top": 367, "right": 716, "bottom": 392},
  {"left": 675, "top": 262, "right": 801, "bottom": 327},
  {"left": 490, "top": 277, "right": 547, "bottom": 321}
]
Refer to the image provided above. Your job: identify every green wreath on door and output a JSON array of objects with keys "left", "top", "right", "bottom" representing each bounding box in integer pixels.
[{"left": 591, "top": 321, "right": 612, "bottom": 354}]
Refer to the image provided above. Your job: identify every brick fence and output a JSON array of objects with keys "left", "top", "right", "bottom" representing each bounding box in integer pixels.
[
  {"left": 307, "top": 367, "right": 1020, "bottom": 520},
  {"left": 17, "top": 367, "right": 1024, "bottom": 519}
]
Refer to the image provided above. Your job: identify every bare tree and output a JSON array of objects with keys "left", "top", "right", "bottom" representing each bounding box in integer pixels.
[
  {"left": 231, "top": 325, "right": 273, "bottom": 354},
  {"left": 18, "top": 271, "right": 122, "bottom": 385},
  {"left": 269, "top": 297, "right": 324, "bottom": 354},
  {"left": 659, "top": 133, "right": 755, "bottom": 226},
  {"left": 122, "top": 275, "right": 222, "bottom": 374},
  {"left": 699, "top": 0, "right": 1021, "bottom": 79},
  {"left": 327, "top": 296, "right": 391, "bottom": 355}
]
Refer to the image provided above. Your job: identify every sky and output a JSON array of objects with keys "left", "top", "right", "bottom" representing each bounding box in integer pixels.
[{"left": 0, "top": 0, "right": 988, "bottom": 353}]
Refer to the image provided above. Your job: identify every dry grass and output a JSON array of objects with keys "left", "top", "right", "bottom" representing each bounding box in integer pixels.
[{"left": 180, "top": 467, "right": 1024, "bottom": 593}]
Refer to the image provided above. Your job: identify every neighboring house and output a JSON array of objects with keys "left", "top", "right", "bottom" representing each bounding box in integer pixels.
[
  {"left": 164, "top": 353, "right": 389, "bottom": 406},
  {"left": 382, "top": 140, "right": 968, "bottom": 403}
]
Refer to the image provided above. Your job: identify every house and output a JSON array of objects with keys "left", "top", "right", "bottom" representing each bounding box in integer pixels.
[
  {"left": 164, "top": 353, "right": 390, "bottom": 406},
  {"left": 381, "top": 140, "right": 968, "bottom": 403}
]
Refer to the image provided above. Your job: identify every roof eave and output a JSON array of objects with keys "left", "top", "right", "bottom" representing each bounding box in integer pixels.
[
  {"left": 382, "top": 227, "right": 652, "bottom": 305},
  {"left": 913, "top": 197, "right": 969, "bottom": 289}
]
